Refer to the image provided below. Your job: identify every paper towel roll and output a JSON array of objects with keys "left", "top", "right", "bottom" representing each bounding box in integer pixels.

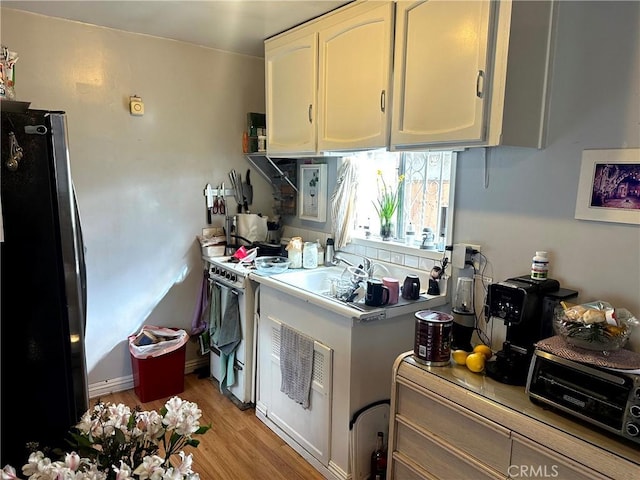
[{"left": 236, "top": 214, "right": 268, "bottom": 244}]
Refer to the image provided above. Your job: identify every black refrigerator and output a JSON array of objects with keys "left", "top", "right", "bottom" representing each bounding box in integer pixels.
[{"left": 1, "top": 103, "right": 88, "bottom": 466}]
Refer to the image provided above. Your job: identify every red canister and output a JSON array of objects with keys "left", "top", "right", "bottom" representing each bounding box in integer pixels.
[{"left": 414, "top": 310, "right": 453, "bottom": 366}]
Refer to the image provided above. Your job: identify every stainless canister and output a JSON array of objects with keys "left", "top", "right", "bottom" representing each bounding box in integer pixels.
[{"left": 414, "top": 310, "right": 453, "bottom": 366}]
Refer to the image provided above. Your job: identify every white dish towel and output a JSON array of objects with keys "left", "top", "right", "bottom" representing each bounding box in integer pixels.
[{"left": 279, "top": 323, "right": 314, "bottom": 409}]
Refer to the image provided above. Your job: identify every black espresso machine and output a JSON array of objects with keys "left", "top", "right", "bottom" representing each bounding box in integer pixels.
[{"left": 486, "top": 276, "right": 578, "bottom": 385}]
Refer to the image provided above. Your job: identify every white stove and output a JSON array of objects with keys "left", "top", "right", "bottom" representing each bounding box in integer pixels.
[
  {"left": 206, "top": 256, "right": 253, "bottom": 289},
  {"left": 203, "top": 256, "right": 258, "bottom": 409}
]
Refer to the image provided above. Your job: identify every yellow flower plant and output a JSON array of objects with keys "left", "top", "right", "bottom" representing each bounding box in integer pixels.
[{"left": 373, "top": 170, "right": 405, "bottom": 224}]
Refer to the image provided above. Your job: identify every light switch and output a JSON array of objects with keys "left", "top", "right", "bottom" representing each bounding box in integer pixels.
[{"left": 129, "top": 96, "right": 144, "bottom": 116}]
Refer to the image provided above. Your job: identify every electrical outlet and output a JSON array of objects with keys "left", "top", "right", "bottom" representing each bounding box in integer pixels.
[
  {"left": 453, "top": 243, "right": 482, "bottom": 269},
  {"left": 468, "top": 244, "right": 482, "bottom": 270}
]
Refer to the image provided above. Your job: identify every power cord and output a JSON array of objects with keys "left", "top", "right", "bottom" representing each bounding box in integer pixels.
[{"left": 473, "top": 252, "right": 493, "bottom": 346}]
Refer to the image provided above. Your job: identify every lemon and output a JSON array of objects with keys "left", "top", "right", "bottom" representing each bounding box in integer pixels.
[
  {"left": 473, "top": 344, "right": 493, "bottom": 360},
  {"left": 465, "top": 352, "right": 486, "bottom": 373},
  {"left": 451, "top": 350, "right": 469, "bottom": 366}
]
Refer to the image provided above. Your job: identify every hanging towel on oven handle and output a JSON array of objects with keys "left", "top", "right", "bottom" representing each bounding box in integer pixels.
[{"left": 211, "top": 285, "right": 242, "bottom": 392}]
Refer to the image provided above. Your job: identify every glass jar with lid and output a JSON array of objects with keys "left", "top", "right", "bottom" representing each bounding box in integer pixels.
[{"left": 303, "top": 242, "right": 318, "bottom": 269}]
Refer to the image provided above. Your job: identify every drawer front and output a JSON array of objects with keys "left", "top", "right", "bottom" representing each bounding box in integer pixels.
[
  {"left": 511, "top": 434, "right": 610, "bottom": 480},
  {"left": 395, "top": 420, "right": 506, "bottom": 480},
  {"left": 391, "top": 454, "right": 432, "bottom": 480},
  {"left": 396, "top": 380, "right": 511, "bottom": 474}
]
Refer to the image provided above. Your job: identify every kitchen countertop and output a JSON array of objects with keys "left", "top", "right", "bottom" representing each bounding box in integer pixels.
[{"left": 250, "top": 265, "right": 448, "bottom": 323}]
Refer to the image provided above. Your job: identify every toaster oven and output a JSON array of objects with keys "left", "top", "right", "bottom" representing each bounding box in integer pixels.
[{"left": 526, "top": 349, "right": 640, "bottom": 444}]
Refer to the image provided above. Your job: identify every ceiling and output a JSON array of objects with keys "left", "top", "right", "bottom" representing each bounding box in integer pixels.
[{"left": 2, "top": 1, "right": 351, "bottom": 58}]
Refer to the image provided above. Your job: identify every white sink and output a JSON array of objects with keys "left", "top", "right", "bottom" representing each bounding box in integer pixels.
[
  {"left": 272, "top": 265, "right": 347, "bottom": 294},
  {"left": 253, "top": 262, "right": 448, "bottom": 321}
]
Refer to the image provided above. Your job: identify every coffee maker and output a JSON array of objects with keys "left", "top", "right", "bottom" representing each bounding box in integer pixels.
[{"left": 486, "top": 275, "right": 577, "bottom": 385}]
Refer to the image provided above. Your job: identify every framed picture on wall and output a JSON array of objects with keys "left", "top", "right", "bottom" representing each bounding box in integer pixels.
[
  {"left": 299, "top": 164, "right": 327, "bottom": 222},
  {"left": 574, "top": 148, "right": 640, "bottom": 225}
]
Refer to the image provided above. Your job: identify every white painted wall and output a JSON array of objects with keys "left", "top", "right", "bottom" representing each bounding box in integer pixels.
[
  {"left": 1, "top": 8, "right": 271, "bottom": 383},
  {"left": 2, "top": 0, "right": 638, "bottom": 388},
  {"left": 454, "top": 1, "right": 640, "bottom": 350}
]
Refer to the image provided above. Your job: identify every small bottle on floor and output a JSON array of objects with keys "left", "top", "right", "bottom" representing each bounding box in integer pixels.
[{"left": 370, "top": 431, "right": 387, "bottom": 480}]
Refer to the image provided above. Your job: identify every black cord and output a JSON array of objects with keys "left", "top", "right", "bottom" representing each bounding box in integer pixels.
[{"left": 473, "top": 252, "right": 493, "bottom": 346}]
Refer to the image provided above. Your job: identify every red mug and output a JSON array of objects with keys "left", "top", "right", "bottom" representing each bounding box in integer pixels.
[{"left": 382, "top": 277, "right": 400, "bottom": 305}]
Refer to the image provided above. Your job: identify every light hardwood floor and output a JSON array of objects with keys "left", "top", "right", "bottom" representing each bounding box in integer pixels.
[{"left": 97, "top": 373, "right": 325, "bottom": 480}]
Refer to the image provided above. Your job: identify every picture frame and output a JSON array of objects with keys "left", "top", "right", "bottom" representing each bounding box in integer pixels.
[
  {"left": 299, "top": 164, "right": 327, "bottom": 222},
  {"left": 574, "top": 148, "right": 640, "bottom": 225}
]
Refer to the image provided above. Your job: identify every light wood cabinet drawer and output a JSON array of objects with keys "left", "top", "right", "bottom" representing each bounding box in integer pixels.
[
  {"left": 396, "top": 379, "right": 511, "bottom": 474},
  {"left": 510, "top": 433, "right": 610, "bottom": 480},
  {"left": 390, "top": 453, "right": 434, "bottom": 480},
  {"left": 395, "top": 419, "right": 506, "bottom": 480}
]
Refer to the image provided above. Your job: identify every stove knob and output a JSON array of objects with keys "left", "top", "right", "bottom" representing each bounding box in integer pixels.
[
  {"left": 225, "top": 271, "right": 232, "bottom": 279},
  {"left": 626, "top": 422, "right": 640, "bottom": 437},
  {"left": 230, "top": 273, "right": 237, "bottom": 282},
  {"left": 630, "top": 405, "right": 640, "bottom": 418}
]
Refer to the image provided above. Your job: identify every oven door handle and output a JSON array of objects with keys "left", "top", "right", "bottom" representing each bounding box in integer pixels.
[
  {"left": 209, "top": 344, "right": 243, "bottom": 371},
  {"left": 213, "top": 279, "right": 243, "bottom": 295}
]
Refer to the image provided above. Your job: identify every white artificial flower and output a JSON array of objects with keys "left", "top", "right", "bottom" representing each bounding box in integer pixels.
[
  {"left": 173, "top": 453, "right": 193, "bottom": 477},
  {"left": 162, "top": 398, "right": 201, "bottom": 436},
  {"left": 1, "top": 465, "right": 19, "bottom": 480},
  {"left": 7, "top": 397, "right": 207, "bottom": 480},
  {"left": 136, "top": 410, "right": 164, "bottom": 441},
  {"left": 112, "top": 460, "right": 133, "bottom": 480},
  {"left": 132, "top": 455, "right": 164, "bottom": 480},
  {"left": 107, "top": 403, "right": 131, "bottom": 430},
  {"left": 22, "top": 451, "right": 53, "bottom": 478},
  {"left": 63, "top": 453, "right": 81, "bottom": 472}
]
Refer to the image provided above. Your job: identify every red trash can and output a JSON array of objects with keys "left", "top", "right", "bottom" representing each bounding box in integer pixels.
[{"left": 129, "top": 326, "right": 189, "bottom": 403}]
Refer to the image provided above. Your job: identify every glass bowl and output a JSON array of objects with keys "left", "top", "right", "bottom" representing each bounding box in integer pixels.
[
  {"left": 555, "top": 319, "right": 631, "bottom": 352},
  {"left": 554, "top": 305, "right": 637, "bottom": 353},
  {"left": 254, "top": 256, "right": 291, "bottom": 275}
]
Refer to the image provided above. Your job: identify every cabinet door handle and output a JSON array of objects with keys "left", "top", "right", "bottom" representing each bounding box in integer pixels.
[
  {"left": 380, "top": 90, "right": 386, "bottom": 113},
  {"left": 308, "top": 104, "right": 313, "bottom": 123},
  {"left": 476, "top": 70, "right": 485, "bottom": 98}
]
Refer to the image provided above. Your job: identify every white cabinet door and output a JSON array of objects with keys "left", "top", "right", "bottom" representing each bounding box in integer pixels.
[
  {"left": 258, "top": 313, "right": 333, "bottom": 467},
  {"left": 391, "top": 0, "right": 493, "bottom": 148},
  {"left": 265, "top": 32, "right": 318, "bottom": 155},
  {"left": 317, "top": 2, "right": 394, "bottom": 152}
]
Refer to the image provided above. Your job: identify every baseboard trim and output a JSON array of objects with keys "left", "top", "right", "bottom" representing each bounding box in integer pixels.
[{"left": 88, "top": 358, "right": 209, "bottom": 399}]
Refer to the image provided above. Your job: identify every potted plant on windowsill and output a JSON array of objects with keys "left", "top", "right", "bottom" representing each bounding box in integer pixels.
[{"left": 373, "top": 170, "right": 404, "bottom": 241}]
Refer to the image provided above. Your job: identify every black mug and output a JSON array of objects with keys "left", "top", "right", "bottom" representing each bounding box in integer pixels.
[
  {"left": 365, "top": 279, "right": 390, "bottom": 307},
  {"left": 402, "top": 274, "right": 421, "bottom": 300}
]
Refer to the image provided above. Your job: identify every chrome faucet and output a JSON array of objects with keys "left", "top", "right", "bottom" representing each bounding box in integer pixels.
[
  {"left": 332, "top": 252, "right": 354, "bottom": 267},
  {"left": 333, "top": 252, "right": 377, "bottom": 278}
]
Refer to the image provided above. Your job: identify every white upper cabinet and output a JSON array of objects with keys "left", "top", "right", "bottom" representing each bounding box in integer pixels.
[
  {"left": 391, "top": 0, "right": 492, "bottom": 148},
  {"left": 266, "top": 0, "right": 556, "bottom": 154},
  {"left": 317, "top": 2, "right": 394, "bottom": 151},
  {"left": 391, "top": 0, "right": 557, "bottom": 150},
  {"left": 265, "top": 30, "right": 318, "bottom": 155},
  {"left": 265, "top": 1, "right": 394, "bottom": 156}
]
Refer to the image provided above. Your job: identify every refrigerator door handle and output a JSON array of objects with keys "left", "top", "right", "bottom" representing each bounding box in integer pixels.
[{"left": 24, "top": 125, "right": 48, "bottom": 135}]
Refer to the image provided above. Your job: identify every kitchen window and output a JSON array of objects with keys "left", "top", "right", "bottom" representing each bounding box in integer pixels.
[{"left": 343, "top": 149, "right": 456, "bottom": 254}]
